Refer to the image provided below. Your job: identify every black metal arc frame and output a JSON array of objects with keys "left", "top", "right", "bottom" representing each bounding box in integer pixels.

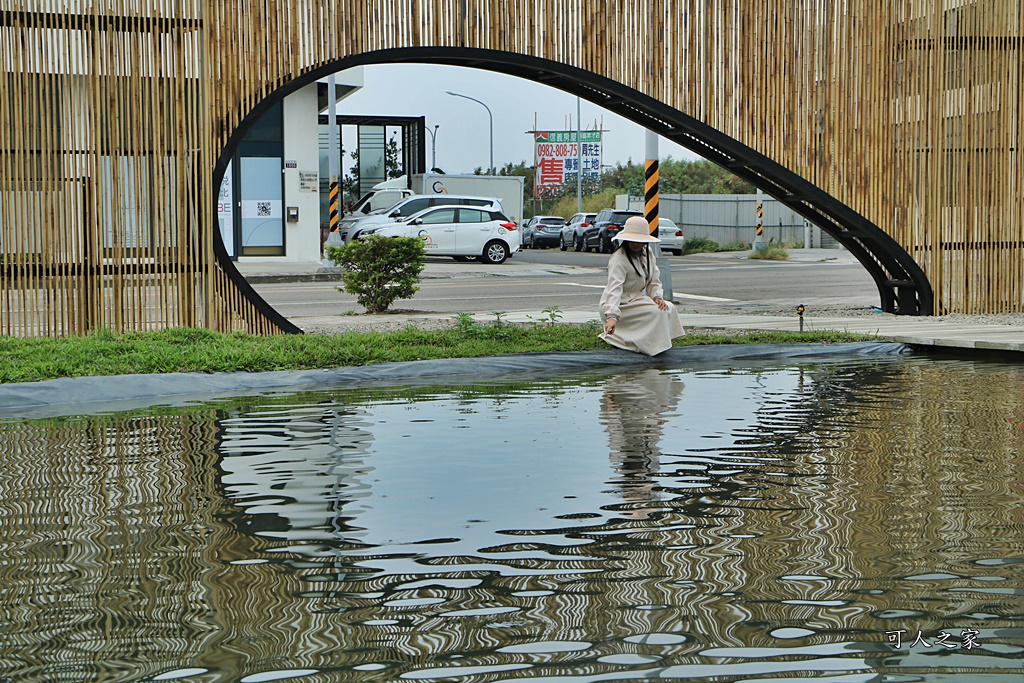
[{"left": 213, "top": 46, "right": 934, "bottom": 334}]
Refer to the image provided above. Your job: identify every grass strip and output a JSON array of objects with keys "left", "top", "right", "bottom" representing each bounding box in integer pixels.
[{"left": 0, "top": 324, "right": 876, "bottom": 385}]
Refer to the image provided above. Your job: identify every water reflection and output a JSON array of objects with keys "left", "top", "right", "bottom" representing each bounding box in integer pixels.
[
  {"left": 0, "top": 358, "right": 1022, "bottom": 682},
  {"left": 600, "top": 370, "right": 684, "bottom": 518}
]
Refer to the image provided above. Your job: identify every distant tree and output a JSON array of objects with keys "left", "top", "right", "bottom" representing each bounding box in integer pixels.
[
  {"left": 548, "top": 174, "right": 602, "bottom": 199},
  {"left": 599, "top": 160, "right": 645, "bottom": 196},
  {"left": 474, "top": 157, "right": 750, "bottom": 220},
  {"left": 342, "top": 149, "right": 360, "bottom": 208},
  {"left": 604, "top": 157, "right": 754, "bottom": 196},
  {"left": 497, "top": 161, "right": 535, "bottom": 200},
  {"left": 384, "top": 132, "right": 403, "bottom": 179},
  {"left": 547, "top": 187, "right": 621, "bottom": 218},
  {"left": 658, "top": 157, "right": 754, "bottom": 194}
]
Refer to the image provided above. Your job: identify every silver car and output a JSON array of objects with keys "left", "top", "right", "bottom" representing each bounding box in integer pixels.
[
  {"left": 522, "top": 215, "right": 566, "bottom": 249},
  {"left": 560, "top": 212, "right": 597, "bottom": 251}
]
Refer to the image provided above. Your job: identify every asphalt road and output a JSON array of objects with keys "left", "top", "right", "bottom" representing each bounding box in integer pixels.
[{"left": 250, "top": 248, "right": 880, "bottom": 319}]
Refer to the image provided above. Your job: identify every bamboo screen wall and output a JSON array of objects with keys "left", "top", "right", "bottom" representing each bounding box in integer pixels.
[{"left": 1, "top": 0, "right": 1021, "bottom": 336}]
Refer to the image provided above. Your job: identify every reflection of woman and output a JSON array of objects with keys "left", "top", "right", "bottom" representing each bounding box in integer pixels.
[
  {"left": 599, "top": 216, "right": 685, "bottom": 356},
  {"left": 601, "top": 369, "right": 685, "bottom": 518}
]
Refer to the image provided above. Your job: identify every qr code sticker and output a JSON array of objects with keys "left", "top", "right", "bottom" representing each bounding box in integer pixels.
[{"left": 257, "top": 201, "right": 272, "bottom": 217}]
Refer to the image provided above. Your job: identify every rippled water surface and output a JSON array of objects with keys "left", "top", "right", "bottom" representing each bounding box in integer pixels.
[{"left": 2, "top": 355, "right": 1023, "bottom": 682}]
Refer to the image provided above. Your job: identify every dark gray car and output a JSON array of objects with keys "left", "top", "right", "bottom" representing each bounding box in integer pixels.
[{"left": 581, "top": 209, "right": 643, "bottom": 253}]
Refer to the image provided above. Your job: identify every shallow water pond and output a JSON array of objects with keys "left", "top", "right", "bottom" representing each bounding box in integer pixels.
[{"left": 1, "top": 355, "right": 1023, "bottom": 682}]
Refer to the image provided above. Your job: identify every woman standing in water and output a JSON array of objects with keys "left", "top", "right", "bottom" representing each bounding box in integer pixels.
[{"left": 599, "top": 216, "right": 685, "bottom": 355}]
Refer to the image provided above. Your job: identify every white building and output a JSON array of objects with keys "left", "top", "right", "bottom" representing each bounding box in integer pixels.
[{"left": 217, "top": 69, "right": 366, "bottom": 265}]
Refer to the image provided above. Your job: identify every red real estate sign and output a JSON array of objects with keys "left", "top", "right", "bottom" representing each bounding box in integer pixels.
[{"left": 534, "top": 130, "right": 602, "bottom": 197}]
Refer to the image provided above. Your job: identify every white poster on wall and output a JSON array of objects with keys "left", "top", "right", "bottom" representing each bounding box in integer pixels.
[
  {"left": 298, "top": 171, "right": 319, "bottom": 193},
  {"left": 240, "top": 199, "right": 283, "bottom": 219},
  {"left": 217, "top": 162, "right": 234, "bottom": 257}
]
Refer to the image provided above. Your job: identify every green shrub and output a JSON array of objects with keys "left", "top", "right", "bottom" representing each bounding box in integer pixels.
[
  {"left": 717, "top": 240, "right": 751, "bottom": 252},
  {"left": 681, "top": 237, "right": 720, "bottom": 255},
  {"left": 325, "top": 235, "right": 426, "bottom": 313},
  {"left": 544, "top": 187, "right": 622, "bottom": 218},
  {"left": 749, "top": 243, "right": 790, "bottom": 260}
]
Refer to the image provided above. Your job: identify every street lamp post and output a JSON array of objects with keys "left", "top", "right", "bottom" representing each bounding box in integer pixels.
[
  {"left": 446, "top": 91, "right": 493, "bottom": 174},
  {"left": 425, "top": 124, "right": 440, "bottom": 170}
]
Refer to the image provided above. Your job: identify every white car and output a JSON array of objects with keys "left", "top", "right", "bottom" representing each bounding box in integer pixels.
[
  {"left": 657, "top": 217, "right": 685, "bottom": 255},
  {"left": 338, "top": 195, "right": 504, "bottom": 243},
  {"left": 363, "top": 205, "right": 521, "bottom": 264}
]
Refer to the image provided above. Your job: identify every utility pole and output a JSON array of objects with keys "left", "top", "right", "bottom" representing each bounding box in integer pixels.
[
  {"left": 447, "top": 91, "right": 493, "bottom": 174},
  {"left": 426, "top": 124, "right": 439, "bottom": 170},
  {"left": 576, "top": 97, "right": 583, "bottom": 213},
  {"left": 645, "top": 129, "right": 673, "bottom": 301},
  {"left": 533, "top": 112, "right": 538, "bottom": 215}
]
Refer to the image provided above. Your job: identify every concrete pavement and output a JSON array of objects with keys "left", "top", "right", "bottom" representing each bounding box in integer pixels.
[{"left": 233, "top": 250, "right": 1024, "bottom": 355}]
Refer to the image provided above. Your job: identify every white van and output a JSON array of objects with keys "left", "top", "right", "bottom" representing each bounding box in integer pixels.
[
  {"left": 337, "top": 194, "right": 504, "bottom": 243},
  {"left": 345, "top": 176, "right": 414, "bottom": 216}
]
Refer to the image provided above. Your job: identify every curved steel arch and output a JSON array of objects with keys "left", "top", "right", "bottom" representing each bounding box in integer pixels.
[{"left": 216, "top": 47, "right": 933, "bottom": 328}]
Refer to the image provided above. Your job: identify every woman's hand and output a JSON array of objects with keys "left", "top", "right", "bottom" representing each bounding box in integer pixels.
[
  {"left": 604, "top": 318, "right": 617, "bottom": 334},
  {"left": 653, "top": 296, "right": 669, "bottom": 311}
]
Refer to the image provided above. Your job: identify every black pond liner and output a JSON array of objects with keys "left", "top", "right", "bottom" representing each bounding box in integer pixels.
[{"left": 0, "top": 342, "right": 910, "bottom": 420}]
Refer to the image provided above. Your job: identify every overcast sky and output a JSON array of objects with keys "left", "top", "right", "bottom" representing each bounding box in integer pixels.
[{"left": 331, "top": 63, "right": 701, "bottom": 175}]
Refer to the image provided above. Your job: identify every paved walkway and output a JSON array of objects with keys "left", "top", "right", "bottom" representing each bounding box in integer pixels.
[{"left": 233, "top": 250, "right": 1024, "bottom": 355}]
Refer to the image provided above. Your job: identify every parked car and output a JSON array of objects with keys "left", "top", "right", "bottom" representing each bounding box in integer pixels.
[
  {"left": 338, "top": 195, "right": 503, "bottom": 243},
  {"left": 560, "top": 212, "right": 597, "bottom": 251},
  {"left": 580, "top": 208, "right": 643, "bottom": 253},
  {"left": 521, "top": 215, "right": 566, "bottom": 249},
  {"left": 656, "top": 217, "right": 685, "bottom": 255},
  {"left": 362, "top": 205, "right": 520, "bottom": 264}
]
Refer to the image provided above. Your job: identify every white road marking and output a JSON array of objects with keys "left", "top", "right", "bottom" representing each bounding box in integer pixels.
[
  {"left": 553, "top": 283, "right": 736, "bottom": 302},
  {"left": 668, "top": 293, "right": 738, "bottom": 302},
  {"left": 266, "top": 293, "right": 599, "bottom": 305},
  {"left": 680, "top": 262, "right": 835, "bottom": 271}
]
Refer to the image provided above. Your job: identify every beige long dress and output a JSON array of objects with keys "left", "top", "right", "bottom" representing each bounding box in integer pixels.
[{"left": 599, "top": 246, "right": 685, "bottom": 355}]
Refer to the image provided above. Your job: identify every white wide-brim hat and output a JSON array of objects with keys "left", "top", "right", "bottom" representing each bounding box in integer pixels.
[{"left": 612, "top": 215, "right": 661, "bottom": 242}]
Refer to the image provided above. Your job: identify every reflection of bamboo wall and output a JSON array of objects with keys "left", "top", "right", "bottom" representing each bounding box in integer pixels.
[
  {"left": 829, "top": 362, "right": 1024, "bottom": 627},
  {"left": 1, "top": 2, "right": 1022, "bottom": 335},
  {"left": 0, "top": 414, "right": 227, "bottom": 680}
]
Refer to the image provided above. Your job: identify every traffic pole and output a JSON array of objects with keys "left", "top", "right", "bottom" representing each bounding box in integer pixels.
[
  {"left": 645, "top": 129, "right": 673, "bottom": 301},
  {"left": 753, "top": 188, "right": 766, "bottom": 251},
  {"left": 329, "top": 180, "right": 340, "bottom": 233}
]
